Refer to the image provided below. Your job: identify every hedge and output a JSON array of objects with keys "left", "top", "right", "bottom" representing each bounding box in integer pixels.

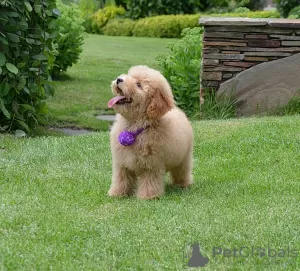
[
  {"left": 0, "top": 0, "right": 58, "bottom": 135},
  {"left": 207, "top": 10, "right": 281, "bottom": 18},
  {"left": 103, "top": 18, "right": 136, "bottom": 36},
  {"left": 132, "top": 14, "right": 200, "bottom": 38},
  {"left": 103, "top": 10, "right": 281, "bottom": 38}
]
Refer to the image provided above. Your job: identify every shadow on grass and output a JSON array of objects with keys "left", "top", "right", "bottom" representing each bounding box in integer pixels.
[
  {"left": 52, "top": 73, "right": 73, "bottom": 81},
  {"left": 165, "top": 183, "right": 194, "bottom": 196}
]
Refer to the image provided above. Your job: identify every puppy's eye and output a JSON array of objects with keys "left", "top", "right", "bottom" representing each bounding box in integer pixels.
[{"left": 136, "top": 82, "right": 142, "bottom": 89}]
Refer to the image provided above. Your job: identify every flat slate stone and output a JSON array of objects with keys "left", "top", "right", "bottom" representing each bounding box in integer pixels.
[
  {"left": 203, "top": 59, "right": 219, "bottom": 66},
  {"left": 204, "top": 66, "right": 243, "bottom": 72},
  {"left": 202, "top": 72, "right": 222, "bottom": 81},
  {"left": 244, "top": 56, "right": 269, "bottom": 62},
  {"left": 218, "top": 53, "right": 300, "bottom": 116},
  {"left": 204, "top": 32, "right": 244, "bottom": 39},
  {"left": 199, "top": 17, "right": 268, "bottom": 26},
  {"left": 54, "top": 128, "right": 93, "bottom": 136},
  {"left": 269, "top": 19, "right": 300, "bottom": 28},
  {"left": 270, "top": 35, "right": 300, "bottom": 41},
  {"left": 200, "top": 17, "right": 300, "bottom": 29},
  {"left": 281, "top": 40, "right": 300, "bottom": 46},
  {"left": 205, "top": 26, "right": 294, "bottom": 34},
  {"left": 245, "top": 34, "right": 268, "bottom": 39},
  {"left": 223, "top": 61, "right": 255, "bottom": 68},
  {"left": 204, "top": 53, "right": 244, "bottom": 60},
  {"left": 248, "top": 40, "right": 281, "bottom": 48},
  {"left": 244, "top": 51, "right": 291, "bottom": 57},
  {"left": 220, "top": 46, "right": 300, "bottom": 52},
  {"left": 96, "top": 114, "right": 116, "bottom": 121}
]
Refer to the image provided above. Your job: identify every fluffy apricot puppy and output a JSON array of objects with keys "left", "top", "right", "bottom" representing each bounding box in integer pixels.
[{"left": 108, "top": 65, "right": 193, "bottom": 199}]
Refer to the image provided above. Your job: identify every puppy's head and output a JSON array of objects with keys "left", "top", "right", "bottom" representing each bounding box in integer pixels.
[{"left": 108, "top": 65, "right": 175, "bottom": 120}]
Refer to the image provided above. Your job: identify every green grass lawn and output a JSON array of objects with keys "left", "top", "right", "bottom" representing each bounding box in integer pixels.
[
  {"left": 48, "top": 34, "right": 175, "bottom": 131},
  {"left": 1, "top": 116, "right": 300, "bottom": 270}
]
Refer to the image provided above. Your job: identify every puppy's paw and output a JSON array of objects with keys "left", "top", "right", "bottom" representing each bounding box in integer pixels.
[
  {"left": 174, "top": 180, "right": 193, "bottom": 188},
  {"left": 108, "top": 186, "right": 130, "bottom": 197},
  {"left": 136, "top": 188, "right": 163, "bottom": 200}
]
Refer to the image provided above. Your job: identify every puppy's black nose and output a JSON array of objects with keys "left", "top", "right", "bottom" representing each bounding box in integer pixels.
[{"left": 116, "top": 78, "right": 123, "bottom": 84}]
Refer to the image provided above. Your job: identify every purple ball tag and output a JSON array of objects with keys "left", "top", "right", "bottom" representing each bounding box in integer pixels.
[
  {"left": 118, "top": 131, "right": 136, "bottom": 146},
  {"left": 118, "top": 128, "right": 146, "bottom": 146}
]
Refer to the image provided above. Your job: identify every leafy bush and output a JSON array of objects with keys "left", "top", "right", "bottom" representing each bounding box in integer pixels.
[
  {"left": 275, "top": 0, "right": 300, "bottom": 17},
  {"left": 90, "top": 5, "right": 125, "bottom": 33},
  {"left": 0, "top": 0, "right": 57, "bottom": 135},
  {"left": 288, "top": 6, "right": 300, "bottom": 18},
  {"left": 157, "top": 27, "right": 203, "bottom": 116},
  {"left": 51, "top": 0, "right": 84, "bottom": 77},
  {"left": 103, "top": 18, "right": 136, "bottom": 36},
  {"left": 132, "top": 14, "right": 200, "bottom": 38}
]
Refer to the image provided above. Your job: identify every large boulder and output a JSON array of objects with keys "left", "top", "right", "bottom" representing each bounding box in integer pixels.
[{"left": 218, "top": 53, "right": 300, "bottom": 116}]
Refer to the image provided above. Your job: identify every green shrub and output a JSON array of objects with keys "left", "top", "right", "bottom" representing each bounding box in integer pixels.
[
  {"left": 90, "top": 5, "right": 125, "bottom": 33},
  {"left": 288, "top": 6, "right": 300, "bottom": 18},
  {"left": 275, "top": 0, "right": 300, "bottom": 17},
  {"left": 0, "top": 0, "right": 57, "bottom": 135},
  {"left": 156, "top": 27, "right": 203, "bottom": 116},
  {"left": 103, "top": 18, "right": 136, "bottom": 36},
  {"left": 51, "top": 0, "right": 85, "bottom": 77},
  {"left": 207, "top": 10, "right": 281, "bottom": 18},
  {"left": 132, "top": 14, "right": 200, "bottom": 38}
]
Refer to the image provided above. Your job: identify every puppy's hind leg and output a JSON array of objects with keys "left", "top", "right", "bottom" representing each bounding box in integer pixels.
[
  {"left": 170, "top": 149, "right": 193, "bottom": 188},
  {"left": 108, "top": 165, "right": 136, "bottom": 197}
]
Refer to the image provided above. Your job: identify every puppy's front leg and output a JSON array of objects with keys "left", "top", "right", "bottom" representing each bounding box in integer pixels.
[
  {"left": 137, "top": 170, "right": 165, "bottom": 200},
  {"left": 108, "top": 165, "right": 136, "bottom": 197}
]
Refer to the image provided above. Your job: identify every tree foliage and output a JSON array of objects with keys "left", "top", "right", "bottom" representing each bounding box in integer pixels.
[{"left": 275, "top": 0, "right": 300, "bottom": 17}]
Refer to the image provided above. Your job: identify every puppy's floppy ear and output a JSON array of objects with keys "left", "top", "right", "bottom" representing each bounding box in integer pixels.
[{"left": 147, "top": 87, "right": 175, "bottom": 119}]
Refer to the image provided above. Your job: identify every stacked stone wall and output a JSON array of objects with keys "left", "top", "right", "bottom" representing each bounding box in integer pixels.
[{"left": 199, "top": 18, "right": 300, "bottom": 90}]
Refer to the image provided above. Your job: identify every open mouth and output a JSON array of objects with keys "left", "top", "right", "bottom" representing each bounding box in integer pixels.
[
  {"left": 116, "top": 97, "right": 132, "bottom": 105},
  {"left": 108, "top": 87, "right": 132, "bottom": 108}
]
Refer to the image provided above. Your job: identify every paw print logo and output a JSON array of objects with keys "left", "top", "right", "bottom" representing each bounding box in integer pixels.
[{"left": 184, "top": 243, "right": 209, "bottom": 268}]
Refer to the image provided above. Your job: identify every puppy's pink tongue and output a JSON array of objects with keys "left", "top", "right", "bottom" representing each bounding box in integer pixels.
[{"left": 108, "top": 96, "right": 125, "bottom": 108}]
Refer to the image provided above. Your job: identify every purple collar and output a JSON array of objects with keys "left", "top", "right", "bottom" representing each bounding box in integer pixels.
[{"left": 118, "top": 127, "right": 148, "bottom": 146}]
